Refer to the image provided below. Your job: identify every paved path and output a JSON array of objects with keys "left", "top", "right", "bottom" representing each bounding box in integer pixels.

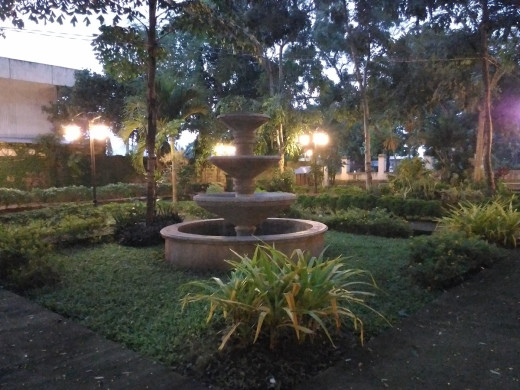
[
  {"left": 0, "top": 289, "right": 212, "bottom": 390},
  {"left": 295, "top": 257, "right": 520, "bottom": 390}
]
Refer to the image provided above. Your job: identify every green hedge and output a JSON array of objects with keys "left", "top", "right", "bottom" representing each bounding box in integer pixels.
[
  {"left": 320, "top": 208, "right": 412, "bottom": 238},
  {"left": 296, "top": 194, "right": 443, "bottom": 219},
  {"left": 407, "top": 232, "right": 508, "bottom": 289},
  {"left": 0, "top": 182, "right": 173, "bottom": 208}
]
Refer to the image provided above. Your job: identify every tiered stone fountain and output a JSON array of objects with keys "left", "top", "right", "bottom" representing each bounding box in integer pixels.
[{"left": 160, "top": 112, "right": 327, "bottom": 270}]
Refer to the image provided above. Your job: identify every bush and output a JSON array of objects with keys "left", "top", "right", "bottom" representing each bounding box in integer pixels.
[
  {"left": 182, "top": 245, "right": 380, "bottom": 350},
  {"left": 0, "top": 224, "right": 59, "bottom": 293},
  {"left": 322, "top": 208, "right": 412, "bottom": 238},
  {"left": 388, "top": 157, "right": 438, "bottom": 199},
  {"left": 0, "top": 204, "right": 111, "bottom": 245},
  {"left": 266, "top": 168, "right": 295, "bottom": 193},
  {"left": 408, "top": 232, "right": 508, "bottom": 289},
  {"left": 206, "top": 183, "right": 225, "bottom": 193},
  {"left": 437, "top": 197, "right": 520, "bottom": 248},
  {"left": 0, "top": 188, "right": 34, "bottom": 207},
  {"left": 113, "top": 201, "right": 183, "bottom": 247},
  {"left": 296, "top": 193, "right": 443, "bottom": 219},
  {"left": 0, "top": 183, "right": 173, "bottom": 208}
]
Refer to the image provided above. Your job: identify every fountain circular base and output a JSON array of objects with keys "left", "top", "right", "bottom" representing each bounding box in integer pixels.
[{"left": 160, "top": 218, "right": 328, "bottom": 270}]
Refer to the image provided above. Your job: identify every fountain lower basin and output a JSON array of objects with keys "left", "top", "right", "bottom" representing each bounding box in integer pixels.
[{"left": 160, "top": 218, "right": 328, "bottom": 270}]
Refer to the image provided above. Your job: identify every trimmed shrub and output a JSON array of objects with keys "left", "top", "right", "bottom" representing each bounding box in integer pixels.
[
  {"left": 206, "top": 183, "right": 225, "bottom": 193},
  {"left": 322, "top": 208, "right": 412, "bottom": 238},
  {"left": 265, "top": 168, "right": 295, "bottom": 193},
  {"left": 113, "top": 201, "right": 183, "bottom": 247},
  {"left": 297, "top": 193, "right": 443, "bottom": 219},
  {"left": 408, "top": 232, "right": 508, "bottom": 289},
  {"left": 0, "top": 224, "right": 59, "bottom": 293}
]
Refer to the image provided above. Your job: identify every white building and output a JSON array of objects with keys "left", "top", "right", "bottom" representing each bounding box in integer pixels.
[{"left": 0, "top": 57, "right": 75, "bottom": 145}]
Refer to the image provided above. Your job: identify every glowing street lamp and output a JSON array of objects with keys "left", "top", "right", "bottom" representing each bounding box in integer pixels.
[
  {"left": 63, "top": 120, "right": 110, "bottom": 206},
  {"left": 299, "top": 129, "right": 329, "bottom": 193}
]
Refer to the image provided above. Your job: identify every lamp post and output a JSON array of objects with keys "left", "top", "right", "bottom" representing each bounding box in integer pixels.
[
  {"left": 299, "top": 130, "right": 329, "bottom": 193},
  {"left": 64, "top": 119, "right": 109, "bottom": 206}
]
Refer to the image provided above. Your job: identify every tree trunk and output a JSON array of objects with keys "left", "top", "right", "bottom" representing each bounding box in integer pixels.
[
  {"left": 363, "top": 94, "right": 372, "bottom": 190},
  {"left": 145, "top": 0, "right": 158, "bottom": 225},
  {"left": 276, "top": 43, "right": 286, "bottom": 172},
  {"left": 277, "top": 122, "right": 285, "bottom": 172},
  {"left": 473, "top": 106, "right": 486, "bottom": 182},
  {"left": 480, "top": 0, "right": 495, "bottom": 194},
  {"left": 352, "top": 46, "right": 372, "bottom": 191},
  {"left": 169, "top": 138, "right": 177, "bottom": 204}
]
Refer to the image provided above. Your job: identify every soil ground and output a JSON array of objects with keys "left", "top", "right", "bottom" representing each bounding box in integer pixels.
[{"left": 1, "top": 254, "right": 519, "bottom": 390}]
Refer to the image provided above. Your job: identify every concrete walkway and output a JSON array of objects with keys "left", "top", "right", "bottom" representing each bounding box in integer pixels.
[{"left": 0, "top": 289, "right": 212, "bottom": 390}]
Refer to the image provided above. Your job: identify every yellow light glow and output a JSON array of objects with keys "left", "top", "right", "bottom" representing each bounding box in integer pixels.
[
  {"left": 299, "top": 134, "right": 310, "bottom": 146},
  {"left": 90, "top": 124, "right": 110, "bottom": 140},
  {"left": 313, "top": 131, "right": 329, "bottom": 146},
  {"left": 214, "top": 143, "right": 236, "bottom": 156},
  {"left": 63, "top": 124, "right": 81, "bottom": 142}
]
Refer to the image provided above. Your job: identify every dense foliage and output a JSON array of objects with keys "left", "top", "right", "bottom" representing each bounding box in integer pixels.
[
  {"left": 296, "top": 193, "right": 443, "bottom": 219},
  {"left": 437, "top": 197, "right": 520, "bottom": 248},
  {"left": 0, "top": 182, "right": 172, "bottom": 208},
  {"left": 408, "top": 232, "right": 508, "bottom": 289}
]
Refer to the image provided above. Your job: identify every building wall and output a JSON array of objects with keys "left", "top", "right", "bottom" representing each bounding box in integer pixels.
[
  {"left": 0, "top": 57, "right": 75, "bottom": 143},
  {"left": 0, "top": 78, "right": 57, "bottom": 142}
]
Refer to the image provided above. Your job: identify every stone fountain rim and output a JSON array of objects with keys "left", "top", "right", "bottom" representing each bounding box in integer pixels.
[
  {"left": 217, "top": 112, "right": 271, "bottom": 120},
  {"left": 193, "top": 192, "right": 296, "bottom": 203},
  {"left": 160, "top": 218, "right": 328, "bottom": 243},
  {"left": 209, "top": 155, "right": 281, "bottom": 161}
]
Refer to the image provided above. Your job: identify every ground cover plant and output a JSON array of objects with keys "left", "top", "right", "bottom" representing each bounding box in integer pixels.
[{"left": 26, "top": 232, "right": 437, "bottom": 390}]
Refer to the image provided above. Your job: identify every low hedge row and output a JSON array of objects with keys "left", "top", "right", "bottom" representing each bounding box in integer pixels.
[
  {"left": 320, "top": 208, "right": 412, "bottom": 238},
  {"left": 0, "top": 183, "right": 173, "bottom": 208},
  {"left": 296, "top": 194, "right": 444, "bottom": 219}
]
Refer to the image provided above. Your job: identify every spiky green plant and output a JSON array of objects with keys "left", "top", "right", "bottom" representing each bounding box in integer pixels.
[
  {"left": 182, "top": 244, "right": 381, "bottom": 350},
  {"left": 437, "top": 197, "right": 520, "bottom": 248}
]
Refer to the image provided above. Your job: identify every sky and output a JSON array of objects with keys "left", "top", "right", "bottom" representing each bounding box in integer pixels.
[{"left": 0, "top": 20, "right": 103, "bottom": 72}]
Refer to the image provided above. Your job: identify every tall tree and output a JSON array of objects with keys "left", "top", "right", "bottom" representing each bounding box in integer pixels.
[
  {"left": 401, "top": 0, "right": 520, "bottom": 194},
  {"left": 43, "top": 69, "right": 130, "bottom": 133},
  {"left": 180, "top": 0, "right": 318, "bottom": 170},
  {"left": 314, "top": 0, "right": 398, "bottom": 190}
]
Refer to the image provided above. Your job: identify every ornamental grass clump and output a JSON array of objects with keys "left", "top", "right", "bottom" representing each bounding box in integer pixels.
[
  {"left": 437, "top": 197, "right": 520, "bottom": 248},
  {"left": 182, "top": 245, "right": 380, "bottom": 350}
]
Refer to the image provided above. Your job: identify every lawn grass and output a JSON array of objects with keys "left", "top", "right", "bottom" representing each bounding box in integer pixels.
[
  {"left": 31, "top": 231, "right": 438, "bottom": 368},
  {"left": 323, "top": 231, "right": 439, "bottom": 333}
]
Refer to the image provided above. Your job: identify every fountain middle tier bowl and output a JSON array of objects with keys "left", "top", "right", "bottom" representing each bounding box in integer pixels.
[
  {"left": 217, "top": 112, "right": 270, "bottom": 133},
  {"left": 193, "top": 192, "right": 296, "bottom": 228},
  {"left": 160, "top": 218, "right": 328, "bottom": 270},
  {"left": 209, "top": 155, "right": 280, "bottom": 179}
]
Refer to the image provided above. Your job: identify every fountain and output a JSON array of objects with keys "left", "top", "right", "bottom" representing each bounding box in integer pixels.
[{"left": 160, "top": 112, "right": 328, "bottom": 270}]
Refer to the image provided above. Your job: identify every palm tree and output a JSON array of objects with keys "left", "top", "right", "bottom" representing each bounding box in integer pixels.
[{"left": 119, "top": 81, "right": 208, "bottom": 204}]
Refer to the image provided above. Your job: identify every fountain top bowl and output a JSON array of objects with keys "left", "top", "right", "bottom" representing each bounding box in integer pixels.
[{"left": 217, "top": 112, "right": 270, "bottom": 133}]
